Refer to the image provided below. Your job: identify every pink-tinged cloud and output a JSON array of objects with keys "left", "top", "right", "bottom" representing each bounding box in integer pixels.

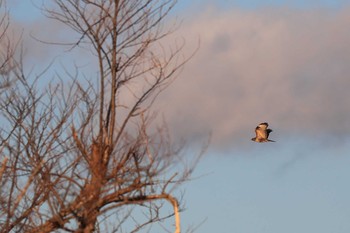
[{"left": 156, "top": 6, "right": 350, "bottom": 148}]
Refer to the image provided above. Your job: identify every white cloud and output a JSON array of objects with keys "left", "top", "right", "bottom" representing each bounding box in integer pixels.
[{"left": 156, "top": 6, "right": 350, "bottom": 148}]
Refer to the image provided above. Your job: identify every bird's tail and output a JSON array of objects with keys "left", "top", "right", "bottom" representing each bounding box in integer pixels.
[{"left": 267, "top": 139, "right": 275, "bottom": 142}]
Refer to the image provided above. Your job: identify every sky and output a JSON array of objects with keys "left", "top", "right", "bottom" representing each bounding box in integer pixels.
[{"left": 6, "top": 0, "right": 350, "bottom": 232}]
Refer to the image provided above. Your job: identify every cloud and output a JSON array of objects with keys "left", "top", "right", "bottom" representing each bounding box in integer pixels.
[
  {"left": 6, "top": 3, "right": 350, "bottom": 150},
  {"left": 156, "top": 6, "right": 350, "bottom": 148}
]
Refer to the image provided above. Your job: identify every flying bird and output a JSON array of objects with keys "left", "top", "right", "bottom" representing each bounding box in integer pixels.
[{"left": 251, "top": 122, "right": 275, "bottom": 143}]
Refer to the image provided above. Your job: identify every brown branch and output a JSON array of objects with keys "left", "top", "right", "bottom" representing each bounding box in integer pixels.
[{"left": 0, "top": 157, "right": 8, "bottom": 181}]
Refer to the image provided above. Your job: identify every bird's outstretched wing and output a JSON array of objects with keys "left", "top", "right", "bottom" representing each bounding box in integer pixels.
[
  {"left": 266, "top": 128, "right": 272, "bottom": 138},
  {"left": 266, "top": 129, "right": 275, "bottom": 142},
  {"left": 258, "top": 122, "right": 269, "bottom": 130}
]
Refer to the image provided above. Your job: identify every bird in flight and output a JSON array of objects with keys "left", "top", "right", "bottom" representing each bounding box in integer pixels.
[{"left": 251, "top": 122, "right": 275, "bottom": 143}]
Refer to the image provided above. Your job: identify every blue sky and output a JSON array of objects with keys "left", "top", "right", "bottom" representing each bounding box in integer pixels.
[
  {"left": 182, "top": 143, "right": 350, "bottom": 233},
  {"left": 8, "top": 0, "right": 350, "bottom": 232}
]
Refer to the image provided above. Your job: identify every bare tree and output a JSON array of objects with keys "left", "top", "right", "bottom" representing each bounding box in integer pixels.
[{"left": 0, "top": 0, "right": 202, "bottom": 233}]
